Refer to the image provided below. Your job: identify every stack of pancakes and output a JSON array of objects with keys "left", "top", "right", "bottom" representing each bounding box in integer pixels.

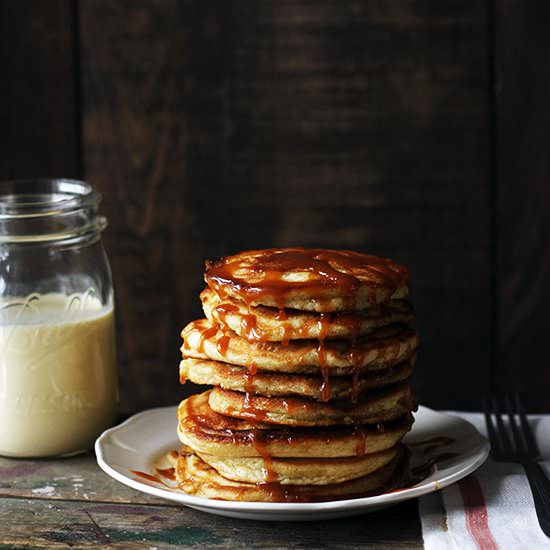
[{"left": 174, "top": 248, "right": 419, "bottom": 502}]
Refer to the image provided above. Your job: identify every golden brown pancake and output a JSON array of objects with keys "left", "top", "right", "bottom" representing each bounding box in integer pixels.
[
  {"left": 177, "top": 392, "right": 414, "bottom": 457},
  {"left": 208, "top": 383, "right": 416, "bottom": 426},
  {"left": 179, "top": 357, "right": 415, "bottom": 401},
  {"left": 204, "top": 248, "right": 408, "bottom": 312},
  {"left": 201, "top": 287, "right": 414, "bottom": 342},
  {"left": 196, "top": 446, "right": 399, "bottom": 485},
  {"left": 181, "top": 319, "right": 418, "bottom": 375},
  {"left": 175, "top": 247, "right": 417, "bottom": 502},
  {"left": 172, "top": 446, "right": 409, "bottom": 502}
]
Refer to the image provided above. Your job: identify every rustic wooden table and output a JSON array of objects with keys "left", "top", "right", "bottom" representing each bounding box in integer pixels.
[{"left": 0, "top": 452, "right": 423, "bottom": 549}]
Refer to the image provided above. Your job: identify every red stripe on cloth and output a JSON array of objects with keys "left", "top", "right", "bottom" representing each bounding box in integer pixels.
[{"left": 458, "top": 475, "right": 499, "bottom": 550}]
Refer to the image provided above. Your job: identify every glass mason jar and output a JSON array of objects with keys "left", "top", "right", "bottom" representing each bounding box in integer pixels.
[{"left": 0, "top": 179, "right": 117, "bottom": 457}]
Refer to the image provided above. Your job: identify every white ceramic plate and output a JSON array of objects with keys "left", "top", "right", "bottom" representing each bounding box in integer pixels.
[{"left": 95, "top": 405, "right": 489, "bottom": 521}]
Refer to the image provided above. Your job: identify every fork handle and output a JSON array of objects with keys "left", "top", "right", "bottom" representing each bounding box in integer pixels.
[{"left": 522, "top": 457, "right": 550, "bottom": 537}]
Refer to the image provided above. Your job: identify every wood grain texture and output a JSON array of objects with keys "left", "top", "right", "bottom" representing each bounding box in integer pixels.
[
  {"left": 0, "top": 453, "right": 422, "bottom": 548},
  {"left": 0, "top": 495, "right": 422, "bottom": 549},
  {"left": 0, "top": 0, "right": 80, "bottom": 179},
  {"left": 0, "top": 453, "right": 166, "bottom": 505},
  {"left": 495, "top": 1, "right": 550, "bottom": 411},
  {"left": 80, "top": 0, "right": 212, "bottom": 414},
  {"left": 80, "top": 0, "right": 491, "bottom": 413}
]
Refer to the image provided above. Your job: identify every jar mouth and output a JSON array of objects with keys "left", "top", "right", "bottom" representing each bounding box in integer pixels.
[
  {"left": 0, "top": 179, "right": 100, "bottom": 218},
  {"left": 0, "top": 179, "right": 106, "bottom": 243}
]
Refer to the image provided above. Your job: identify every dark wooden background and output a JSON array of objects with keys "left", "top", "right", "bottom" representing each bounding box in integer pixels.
[{"left": 1, "top": 1, "right": 549, "bottom": 414}]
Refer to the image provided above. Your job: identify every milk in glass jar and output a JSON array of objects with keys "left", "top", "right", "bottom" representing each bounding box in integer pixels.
[{"left": 0, "top": 179, "right": 117, "bottom": 457}]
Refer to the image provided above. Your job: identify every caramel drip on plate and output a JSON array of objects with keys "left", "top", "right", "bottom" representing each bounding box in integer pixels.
[
  {"left": 156, "top": 467, "right": 176, "bottom": 481},
  {"left": 408, "top": 436, "right": 455, "bottom": 452},
  {"left": 130, "top": 470, "right": 170, "bottom": 488},
  {"left": 410, "top": 453, "right": 460, "bottom": 481}
]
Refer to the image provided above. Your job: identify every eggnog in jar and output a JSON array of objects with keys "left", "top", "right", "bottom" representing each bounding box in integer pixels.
[{"left": 0, "top": 292, "right": 117, "bottom": 457}]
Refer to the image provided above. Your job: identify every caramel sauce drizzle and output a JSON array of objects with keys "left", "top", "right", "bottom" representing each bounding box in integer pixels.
[
  {"left": 280, "top": 322, "right": 291, "bottom": 346},
  {"left": 241, "top": 359, "right": 270, "bottom": 422},
  {"left": 216, "top": 334, "right": 230, "bottom": 356},
  {"left": 248, "top": 429, "right": 278, "bottom": 483},
  {"left": 193, "top": 249, "right": 412, "bottom": 501},
  {"left": 246, "top": 313, "right": 269, "bottom": 341},
  {"left": 205, "top": 248, "right": 408, "bottom": 311},
  {"left": 244, "top": 361, "right": 258, "bottom": 394},
  {"left": 275, "top": 308, "right": 288, "bottom": 321},
  {"left": 348, "top": 339, "right": 365, "bottom": 404},
  {"left": 211, "top": 301, "right": 239, "bottom": 328},
  {"left": 181, "top": 394, "right": 214, "bottom": 431},
  {"left": 317, "top": 313, "right": 331, "bottom": 402},
  {"left": 341, "top": 312, "right": 363, "bottom": 341},
  {"left": 245, "top": 429, "right": 287, "bottom": 501},
  {"left": 130, "top": 470, "right": 170, "bottom": 488},
  {"left": 353, "top": 425, "right": 367, "bottom": 457},
  {"left": 197, "top": 325, "right": 218, "bottom": 354},
  {"left": 240, "top": 393, "right": 268, "bottom": 422}
]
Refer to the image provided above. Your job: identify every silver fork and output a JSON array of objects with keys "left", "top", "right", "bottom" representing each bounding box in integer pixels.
[{"left": 483, "top": 394, "right": 550, "bottom": 537}]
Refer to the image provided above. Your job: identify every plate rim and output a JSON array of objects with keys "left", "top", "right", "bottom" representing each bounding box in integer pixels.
[{"left": 95, "top": 404, "right": 490, "bottom": 514}]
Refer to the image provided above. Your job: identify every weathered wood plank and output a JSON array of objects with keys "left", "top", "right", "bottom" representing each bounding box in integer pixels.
[
  {"left": 80, "top": 0, "right": 215, "bottom": 415},
  {"left": 221, "top": 1, "right": 491, "bottom": 411},
  {"left": 0, "top": 0, "right": 80, "bottom": 179},
  {"left": 495, "top": 1, "right": 550, "bottom": 411},
  {"left": 0, "top": 496, "right": 422, "bottom": 549},
  {"left": 81, "top": 0, "right": 491, "bottom": 413},
  {"left": 0, "top": 454, "right": 165, "bottom": 505}
]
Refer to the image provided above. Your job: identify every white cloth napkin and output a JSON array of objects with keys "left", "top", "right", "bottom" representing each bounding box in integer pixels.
[{"left": 419, "top": 411, "right": 550, "bottom": 550}]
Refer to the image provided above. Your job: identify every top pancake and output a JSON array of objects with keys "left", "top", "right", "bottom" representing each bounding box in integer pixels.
[{"left": 205, "top": 248, "right": 409, "bottom": 312}]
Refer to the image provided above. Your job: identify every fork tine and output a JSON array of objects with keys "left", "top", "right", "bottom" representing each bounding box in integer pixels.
[
  {"left": 515, "top": 393, "right": 540, "bottom": 458},
  {"left": 505, "top": 394, "right": 525, "bottom": 456},
  {"left": 492, "top": 395, "right": 513, "bottom": 456},
  {"left": 483, "top": 396, "right": 501, "bottom": 457}
]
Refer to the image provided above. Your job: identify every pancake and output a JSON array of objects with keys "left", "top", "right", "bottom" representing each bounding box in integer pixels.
[
  {"left": 208, "top": 383, "right": 416, "bottom": 426},
  {"left": 179, "top": 357, "right": 415, "bottom": 401},
  {"left": 204, "top": 248, "right": 408, "bottom": 312},
  {"left": 181, "top": 319, "right": 418, "bottom": 375},
  {"left": 201, "top": 287, "right": 414, "bottom": 342},
  {"left": 196, "top": 445, "right": 399, "bottom": 485},
  {"left": 177, "top": 392, "right": 414, "bottom": 457},
  {"left": 174, "top": 247, "right": 418, "bottom": 502},
  {"left": 173, "top": 446, "right": 409, "bottom": 502}
]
